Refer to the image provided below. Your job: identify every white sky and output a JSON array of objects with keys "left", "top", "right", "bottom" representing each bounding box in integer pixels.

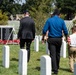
[
  {"left": 15, "top": 0, "right": 26, "bottom": 4},
  {"left": 21, "top": 0, "right": 25, "bottom": 3}
]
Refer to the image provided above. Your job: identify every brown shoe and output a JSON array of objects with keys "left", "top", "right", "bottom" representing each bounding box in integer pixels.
[{"left": 70, "top": 69, "right": 74, "bottom": 73}]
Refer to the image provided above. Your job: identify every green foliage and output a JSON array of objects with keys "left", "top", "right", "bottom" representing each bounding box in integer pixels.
[
  {"left": 56, "top": 0, "right": 76, "bottom": 12},
  {"left": 34, "top": 11, "right": 49, "bottom": 35},
  {"left": 25, "top": 0, "right": 51, "bottom": 13},
  {"left": 73, "top": 20, "right": 76, "bottom": 24},
  {"left": 22, "top": 0, "right": 52, "bottom": 35},
  {"left": 56, "top": 0, "right": 76, "bottom": 19},
  {"left": 60, "top": 14, "right": 66, "bottom": 19},
  {"left": 0, "top": 0, "right": 22, "bottom": 15},
  {"left": 10, "top": 3, "right": 22, "bottom": 15},
  {"left": 0, "top": 10, "right": 8, "bottom": 25}
]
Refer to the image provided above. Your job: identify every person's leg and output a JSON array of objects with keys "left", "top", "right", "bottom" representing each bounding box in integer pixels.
[
  {"left": 56, "top": 39, "right": 62, "bottom": 70},
  {"left": 48, "top": 40, "right": 58, "bottom": 74},
  {"left": 74, "top": 51, "right": 76, "bottom": 62},
  {"left": 47, "top": 38, "right": 62, "bottom": 74},
  {"left": 26, "top": 39, "right": 32, "bottom": 62},
  {"left": 50, "top": 45, "right": 58, "bottom": 73},
  {"left": 69, "top": 47, "right": 75, "bottom": 72},
  {"left": 20, "top": 39, "right": 25, "bottom": 49},
  {"left": 69, "top": 53, "right": 74, "bottom": 72},
  {"left": 70, "top": 47, "right": 76, "bottom": 72},
  {"left": 56, "top": 46, "right": 61, "bottom": 70}
]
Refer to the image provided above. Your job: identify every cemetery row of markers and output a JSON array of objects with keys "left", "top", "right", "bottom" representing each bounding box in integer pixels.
[{"left": 1, "top": 36, "right": 76, "bottom": 75}]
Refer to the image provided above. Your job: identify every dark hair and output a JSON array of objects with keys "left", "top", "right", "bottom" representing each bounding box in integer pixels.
[
  {"left": 71, "top": 26, "right": 76, "bottom": 31},
  {"left": 23, "top": 10, "right": 29, "bottom": 14},
  {"left": 53, "top": 9, "right": 60, "bottom": 15}
]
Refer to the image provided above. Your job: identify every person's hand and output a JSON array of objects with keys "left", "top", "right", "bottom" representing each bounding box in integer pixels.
[
  {"left": 32, "top": 39, "right": 34, "bottom": 42},
  {"left": 67, "top": 36, "right": 71, "bottom": 45},
  {"left": 44, "top": 36, "right": 48, "bottom": 41},
  {"left": 16, "top": 36, "right": 20, "bottom": 40},
  {"left": 16, "top": 38, "right": 19, "bottom": 40},
  {"left": 42, "top": 39, "right": 45, "bottom": 44},
  {"left": 42, "top": 35, "right": 44, "bottom": 44}
]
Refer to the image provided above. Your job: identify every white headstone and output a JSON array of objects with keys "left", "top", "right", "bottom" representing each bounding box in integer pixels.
[
  {"left": 60, "top": 38, "right": 66, "bottom": 58},
  {"left": 74, "top": 63, "right": 76, "bottom": 75},
  {"left": 40, "top": 55, "right": 52, "bottom": 75},
  {"left": 18, "top": 49, "right": 27, "bottom": 75},
  {"left": 38, "top": 35, "right": 42, "bottom": 41},
  {"left": 34, "top": 36, "right": 39, "bottom": 52},
  {"left": 3, "top": 45, "right": 10, "bottom": 68},
  {"left": 46, "top": 42, "right": 50, "bottom": 55},
  {"left": 60, "top": 45, "right": 63, "bottom": 57}
]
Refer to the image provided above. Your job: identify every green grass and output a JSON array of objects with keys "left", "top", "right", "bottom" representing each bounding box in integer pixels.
[{"left": 0, "top": 42, "right": 74, "bottom": 75}]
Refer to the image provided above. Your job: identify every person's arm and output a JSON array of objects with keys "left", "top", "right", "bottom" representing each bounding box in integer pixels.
[
  {"left": 62, "top": 21, "right": 68, "bottom": 41},
  {"left": 32, "top": 22, "right": 35, "bottom": 39},
  {"left": 67, "top": 36, "right": 71, "bottom": 45},
  {"left": 42, "top": 20, "right": 49, "bottom": 43},
  {"left": 17, "top": 20, "right": 22, "bottom": 39}
]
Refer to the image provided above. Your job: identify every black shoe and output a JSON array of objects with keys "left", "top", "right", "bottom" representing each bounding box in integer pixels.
[
  {"left": 52, "top": 70, "right": 58, "bottom": 75},
  {"left": 53, "top": 73, "right": 58, "bottom": 75},
  {"left": 53, "top": 74, "right": 58, "bottom": 75},
  {"left": 52, "top": 72, "right": 58, "bottom": 75},
  {"left": 53, "top": 72, "right": 58, "bottom": 75}
]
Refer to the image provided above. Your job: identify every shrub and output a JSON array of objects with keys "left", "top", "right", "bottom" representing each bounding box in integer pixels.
[
  {"left": 0, "top": 10, "right": 8, "bottom": 25},
  {"left": 60, "top": 14, "right": 66, "bottom": 19},
  {"left": 73, "top": 19, "right": 76, "bottom": 25}
]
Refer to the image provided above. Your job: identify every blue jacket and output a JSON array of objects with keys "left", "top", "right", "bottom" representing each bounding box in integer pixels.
[{"left": 42, "top": 15, "right": 68, "bottom": 37}]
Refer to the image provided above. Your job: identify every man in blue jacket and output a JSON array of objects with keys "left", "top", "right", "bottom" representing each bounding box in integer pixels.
[{"left": 42, "top": 9, "right": 68, "bottom": 74}]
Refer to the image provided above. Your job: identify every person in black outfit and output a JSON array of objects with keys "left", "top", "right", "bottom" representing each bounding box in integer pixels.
[{"left": 17, "top": 10, "right": 35, "bottom": 62}]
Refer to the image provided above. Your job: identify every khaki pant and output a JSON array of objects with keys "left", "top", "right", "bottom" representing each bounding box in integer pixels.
[{"left": 68, "top": 46, "right": 76, "bottom": 72}]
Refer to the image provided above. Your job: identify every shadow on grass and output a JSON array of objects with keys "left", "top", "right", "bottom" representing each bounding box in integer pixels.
[
  {"left": 35, "top": 67, "right": 40, "bottom": 71},
  {"left": 37, "top": 58, "right": 40, "bottom": 61},
  {"left": 11, "top": 58, "right": 18, "bottom": 61},
  {"left": 59, "top": 67, "right": 70, "bottom": 72},
  {"left": 0, "top": 61, "right": 3, "bottom": 67},
  {"left": 0, "top": 64, "right": 3, "bottom": 67}
]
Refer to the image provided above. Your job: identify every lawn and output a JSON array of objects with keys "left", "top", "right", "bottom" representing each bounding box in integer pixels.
[{"left": 0, "top": 42, "right": 73, "bottom": 75}]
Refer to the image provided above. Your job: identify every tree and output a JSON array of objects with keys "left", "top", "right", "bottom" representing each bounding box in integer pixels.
[
  {"left": 0, "top": 10, "right": 8, "bottom": 25},
  {"left": 56, "top": 0, "right": 76, "bottom": 20},
  {"left": 22, "top": 0, "right": 52, "bottom": 34},
  {"left": 25, "top": 0, "right": 51, "bottom": 13},
  {"left": 0, "top": 0, "right": 22, "bottom": 15}
]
